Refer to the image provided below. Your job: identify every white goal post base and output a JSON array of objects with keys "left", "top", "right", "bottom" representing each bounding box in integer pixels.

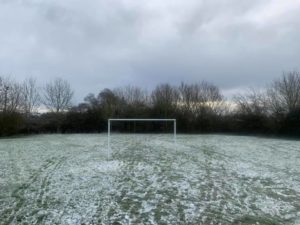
[{"left": 107, "top": 118, "right": 177, "bottom": 158}]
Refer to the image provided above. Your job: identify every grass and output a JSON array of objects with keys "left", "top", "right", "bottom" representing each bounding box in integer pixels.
[{"left": 0, "top": 134, "right": 299, "bottom": 224}]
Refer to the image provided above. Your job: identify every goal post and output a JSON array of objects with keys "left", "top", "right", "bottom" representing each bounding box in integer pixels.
[{"left": 107, "top": 118, "right": 177, "bottom": 157}]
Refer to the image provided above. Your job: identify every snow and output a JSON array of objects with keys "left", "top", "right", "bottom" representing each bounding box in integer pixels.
[{"left": 0, "top": 134, "right": 300, "bottom": 224}]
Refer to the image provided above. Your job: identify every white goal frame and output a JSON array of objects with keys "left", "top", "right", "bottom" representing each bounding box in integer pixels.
[{"left": 107, "top": 118, "right": 176, "bottom": 157}]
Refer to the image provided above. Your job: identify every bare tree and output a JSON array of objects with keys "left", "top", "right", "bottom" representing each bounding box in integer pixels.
[
  {"left": 22, "top": 77, "right": 40, "bottom": 115},
  {"left": 178, "top": 82, "right": 199, "bottom": 115},
  {"left": 114, "top": 85, "right": 148, "bottom": 106},
  {"left": 8, "top": 82, "right": 23, "bottom": 112},
  {"left": 0, "top": 77, "right": 24, "bottom": 113},
  {"left": 151, "top": 84, "right": 179, "bottom": 116},
  {"left": 0, "top": 77, "right": 4, "bottom": 111},
  {"left": 267, "top": 71, "right": 300, "bottom": 115},
  {"left": 43, "top": 78, "right": 74, "bottom": 112},
  {"left": 179, "top": 81, "right": 225, "bottom": 116},
  {"left": 234, "top": 88, "right": 269, "bottom": 116}
]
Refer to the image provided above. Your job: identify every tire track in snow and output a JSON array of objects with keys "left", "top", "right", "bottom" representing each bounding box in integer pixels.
[
  {"left": 1, "top": 159, "right": 54, "bottom": 225},
  {"left": 0, "top": 157, "right": 65, "bottom": 225},
  {"left": 97, "top": 139, "right": 202, "bottom": 224},
  {"left": 33, "top": 157, "right": 66, "bottom": 225}
]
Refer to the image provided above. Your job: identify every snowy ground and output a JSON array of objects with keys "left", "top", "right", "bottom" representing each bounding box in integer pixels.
[{"left": 0, "top": 134, "right": 300, "bottom": 225}]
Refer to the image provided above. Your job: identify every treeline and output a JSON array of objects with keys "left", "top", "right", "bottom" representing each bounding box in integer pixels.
[{"left": 0, "top": 71, "right": 300, "bottom": 137}]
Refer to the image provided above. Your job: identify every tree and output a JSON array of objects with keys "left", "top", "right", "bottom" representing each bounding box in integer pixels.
[
  {"left": 0, "top": 112, "right": 24, "bottom": 136},
  {"left": 234, "top": 88, "right": 269, "bottom": 116},
  {"left": 22, "top": 77, "right": 40, "bottom": 115},
  {"left": 233, "top": 88, "right": 271, "bottom": 132},
  {"left": 99, "top": 88, "right": 125, "bottom": 118},
  {"left": 43, "top": 78, "right": 74, "bottom": 112},
  {"left": 114, "top": 86, "right": 149, "bottom": 118},
  {"left": 0, "top": 77, "right": 23, "bottom": 113},
  {"left": 151, "top": 84, "right": 179, "bottom": 117},
  {"left": 267, "top": 71, "right": 300, "bottom": 116},
  {"left": 84, "top": 93, "right": 100, "bottom": 109},
  {"left": 0, "top": 77, "right": 5, "bottom": 111},
  {"left": 114, "top": 85, "right": 148, "bottom": 106},
  {"left": 177, "top": 81, "right": 225, "bottom": 132},
  {"left": 0, "top": 76, "right": 24, "bottom": 136},
  {"left": 179, "top": 81, "right": 225, "bottom": 117}
]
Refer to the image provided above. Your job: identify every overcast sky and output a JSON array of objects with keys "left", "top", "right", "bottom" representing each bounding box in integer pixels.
[{"left": 1, "top": 0, "right": 300, "bottom": 102}]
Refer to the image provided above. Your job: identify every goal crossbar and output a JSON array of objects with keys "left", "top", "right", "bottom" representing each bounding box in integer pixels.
[{"left": 107, "top": 118, "right": 177, "bottom": 158}]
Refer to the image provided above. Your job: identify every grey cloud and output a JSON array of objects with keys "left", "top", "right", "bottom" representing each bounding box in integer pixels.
[{"left": 0, "top": 0, "right": 300, "bottom": 102}]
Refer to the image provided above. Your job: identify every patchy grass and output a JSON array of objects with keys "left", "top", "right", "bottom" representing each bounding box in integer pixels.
[{"left": 0, "top": 134, "right": 300, "bottom": 224}]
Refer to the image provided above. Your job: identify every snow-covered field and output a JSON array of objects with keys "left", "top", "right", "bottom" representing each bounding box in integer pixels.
[{"left": 0, "top": 134, "right": 300, "bottom": 225}]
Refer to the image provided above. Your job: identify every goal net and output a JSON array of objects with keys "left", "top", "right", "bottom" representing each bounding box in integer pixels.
[{"left": 107, "top": 118, "right": 176, "bottom": 156}]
